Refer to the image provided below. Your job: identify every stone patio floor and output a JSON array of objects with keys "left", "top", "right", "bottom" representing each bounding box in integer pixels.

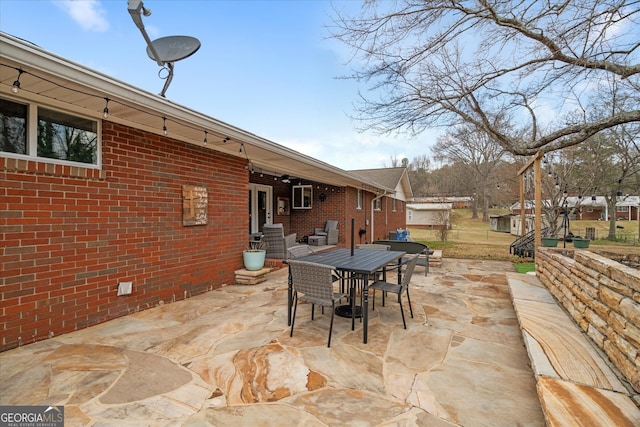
[{"left": 0, "top": 258, "right": 635, "bottom": 426}]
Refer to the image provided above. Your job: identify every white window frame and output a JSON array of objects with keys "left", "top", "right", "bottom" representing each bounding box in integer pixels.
[
  {"left": 392, "top": 198, "right": 397, "bottom": 212},
  {"left": 0, "top": 97, "right": 101, "bottom": 169},
  {"left": 292, "top": 185, "right": 313, "bottom": 209},
  {"left": 356, "top": 189, "right": 363, "bottom": 210}
]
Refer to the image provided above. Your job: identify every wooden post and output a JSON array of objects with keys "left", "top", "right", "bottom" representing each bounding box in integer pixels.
[
  {"left": 534, "top": 155, "right": 542, "bottom": 250},
  {"left": 517, "top": 151, "right": 545, "bottom": 259},
  {"left": 519, "top": 174, "right": 525, "bottom": 237}
]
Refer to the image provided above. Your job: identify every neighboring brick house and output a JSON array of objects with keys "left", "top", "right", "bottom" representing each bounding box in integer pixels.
[
  {"left": 349, "top": 168, "right": 413, "bottom": 242},
  {"left": 0, "top": 33, "right": 407, "bottom": 351},
  {"left": 511, "top": 196, "right": 639, "bottom": 221}
]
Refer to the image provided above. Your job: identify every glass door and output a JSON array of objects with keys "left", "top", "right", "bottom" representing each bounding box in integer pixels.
[{"left": 250, "top": 184, "right": 273, "bottom": 234}]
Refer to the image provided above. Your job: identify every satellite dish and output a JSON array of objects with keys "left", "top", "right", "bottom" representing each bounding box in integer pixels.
[{"left": 146, "top": 35, "right": 201, "bottom": 63}]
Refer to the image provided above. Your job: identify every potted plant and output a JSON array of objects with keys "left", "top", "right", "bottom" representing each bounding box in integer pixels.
[
  {"left": 541, "top": 236, "right": 559, "bottom": 247},
  {"left": 243, "top": 240, "right": 267, "bottom": 271},
  {"left": 573, "top": 237, "right": 590, "bottom": 249}
]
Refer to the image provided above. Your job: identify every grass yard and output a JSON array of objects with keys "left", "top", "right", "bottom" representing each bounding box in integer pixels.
[
  {"left": 513, "top": 263, "right": 536, "bottom": 274},
  {"left": 408, "top": 209, "right": 639, "bottom": 262}
]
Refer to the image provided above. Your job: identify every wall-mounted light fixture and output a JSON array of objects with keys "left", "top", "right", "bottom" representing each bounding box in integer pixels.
[
  {"left": 281, "top": 174, "right": 291, "bottom": 184},
  {"left": 162, "top": 117, "right": 168, "bottom": 135},
  {"left": 203, "top": 130, "right": 208, "bottom": 146}
]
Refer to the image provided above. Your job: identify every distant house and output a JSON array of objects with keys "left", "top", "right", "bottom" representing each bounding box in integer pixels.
[
  {"left": 566, "top": 196, "right": 609, "bottom": 220},
  {"left": 510, "top": 200, "right": 546, "bottom": 216},
  {"left": 511, "top": 196, "right": 639, "bottom": 221},
  {"left": 406, "top": 203, "right": 452, "bottom": 230},
  {"left": 614, "top": 196, "right": 639, "bottom": 221},
  {"left": 413, "top": 196, "right": 473, "bottom": 209}
]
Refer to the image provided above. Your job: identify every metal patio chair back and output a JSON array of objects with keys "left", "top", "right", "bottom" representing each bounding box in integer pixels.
[{"left": 370, "top": 254, "right": 419, "bottom": 329}]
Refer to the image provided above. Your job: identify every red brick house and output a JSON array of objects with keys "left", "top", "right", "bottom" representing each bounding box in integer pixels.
[{"left": 0, "top": 33, "right": 410, "bottom": 351}]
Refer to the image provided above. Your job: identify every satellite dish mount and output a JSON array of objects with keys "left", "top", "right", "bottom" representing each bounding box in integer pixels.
[{"left": 127, "top": 0, "right": 201, "bottom": 97}]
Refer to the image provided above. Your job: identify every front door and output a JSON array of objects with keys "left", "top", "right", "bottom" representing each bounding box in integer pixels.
[{"left": 250, "top": 184, "right": 273, "bottom": 234}]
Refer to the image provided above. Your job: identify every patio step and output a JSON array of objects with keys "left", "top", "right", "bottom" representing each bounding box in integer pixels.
[
  {"left": 235, "top": 268, "right": 271, "bottom": 285},
  {"left": 429, "top": 250, "right": 442, "bottom": 267},
  {"left": 507, "top": 272, "right": 640, "bottom": 427}
]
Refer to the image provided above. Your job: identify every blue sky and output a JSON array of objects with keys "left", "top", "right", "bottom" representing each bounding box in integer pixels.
[{"left": 0, "top": 0, "right": 438, "bottom": 170}]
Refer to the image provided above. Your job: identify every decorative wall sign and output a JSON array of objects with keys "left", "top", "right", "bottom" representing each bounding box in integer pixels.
[
  {"left": 277, "top": 197, "right": 290, "bottom": 215},
  {"left": 182, "top": 185, "right": 208, "bottom": 226}
]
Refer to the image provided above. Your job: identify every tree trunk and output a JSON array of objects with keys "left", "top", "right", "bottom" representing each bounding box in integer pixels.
[
  {"left": 471, "top": 196, "right": 478, "bottom": 219},
  {"left": 482, "top": 192, "right": 489, "bottom": 222},
  {"left": 607, "top": 198, "right": 617, "bottom": 240},
  {"left": 608, "top": 216, "right": 617, "bottom": 240},
  {"left": 471, "top": 192, "right": 479, "bottom": 219}
]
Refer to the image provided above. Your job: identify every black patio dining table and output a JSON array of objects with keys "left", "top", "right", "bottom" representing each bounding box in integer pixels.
[{"left": 287, "top": 248, "right": 405, "bottom": 344}]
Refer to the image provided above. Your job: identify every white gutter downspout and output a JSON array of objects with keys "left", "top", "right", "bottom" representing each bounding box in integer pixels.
[{"left": 371, "top": 192, "right": 389, "bottom": 242}]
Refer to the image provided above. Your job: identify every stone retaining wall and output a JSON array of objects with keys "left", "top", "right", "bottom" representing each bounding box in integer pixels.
[{"left": 536, "top": 248, "right": 640, "bottom": 392}]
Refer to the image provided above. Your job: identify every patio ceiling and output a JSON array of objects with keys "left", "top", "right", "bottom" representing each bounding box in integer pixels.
[{"left": 0, "top": 33, "right": 391, "bottom": 193}]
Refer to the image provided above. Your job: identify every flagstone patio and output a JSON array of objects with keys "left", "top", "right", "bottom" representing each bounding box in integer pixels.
[{"left": 0, "top": 258, "right": 634, "bottom": 426}]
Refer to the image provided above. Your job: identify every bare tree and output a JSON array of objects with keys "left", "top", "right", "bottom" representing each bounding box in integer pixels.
[
  {"left": 406, "top": 154, "right": 432, "bottom": 196},
  {"left": 385, "top": 155, "right": 410, "bottom": 168},
  {"left": 330, "top": 1, "right": 640, "bottom": 156},
  {"left": 432, "top": 122, "right": 507, "bottom": 221},
  {"left": 423, "top": 162, "right": 476, "bottom": 198}
]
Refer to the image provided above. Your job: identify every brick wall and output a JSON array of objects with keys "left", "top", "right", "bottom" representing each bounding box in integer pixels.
[
  {"left": 1, "top": 122, "right": 248, "bottom": 351},
  {"left": 343, "top": 188, "right": 406, "bottom": 244},
  {"left": 291, "top": 182, "right": 346, "bottom": 244},
  {"left": 246, "top": 177, "right": 406, "bottom": 247},
  {"left": 536, "top": 248, "right": 640, "bottom": 391},
  {"left": 249, "top": 173, "right": 295, "bottom": 235}
]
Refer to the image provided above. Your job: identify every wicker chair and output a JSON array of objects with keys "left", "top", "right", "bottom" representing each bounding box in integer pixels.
[
  {"left": 262, "top": 224, "right": 297, "bottom": 260},
  {"left": 355, "top": 243, "right": 390, "bottom": 282},
  {"left": 314, "top": 220, "right": 339, "bottom": 245},
  {"left": 370, "top": 254, "right": 419, "bottom": 329},
  {"left": 288, "top": 260, "right": 347, "bottom": 347},
  {"left": 287, "top": 245, "right": 313, "bottom": 259}
]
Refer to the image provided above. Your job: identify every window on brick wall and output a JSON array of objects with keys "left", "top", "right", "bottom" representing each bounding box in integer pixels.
[
  {"left": 357, "top": 189, "right": 363, "bottom": 209},
  {"left": 374, "top": 197, "right": 382, "bottom": 210},
  {"left": 292, "top": 185, "right": 313, "bottom": 209},
  {"left": 1, "top": 97, "right": 100, "bottom": 167},
  {"left": 392, "top": 198, "right": 397, "bottom": 211}
]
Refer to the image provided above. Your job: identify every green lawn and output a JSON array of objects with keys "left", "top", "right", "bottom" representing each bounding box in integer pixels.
[
  {"left": 408, "top": 208, "right": 639, "bottom": 262},
  {"left": 513, "top": 262, "right": 536, "bottom": 274}
]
